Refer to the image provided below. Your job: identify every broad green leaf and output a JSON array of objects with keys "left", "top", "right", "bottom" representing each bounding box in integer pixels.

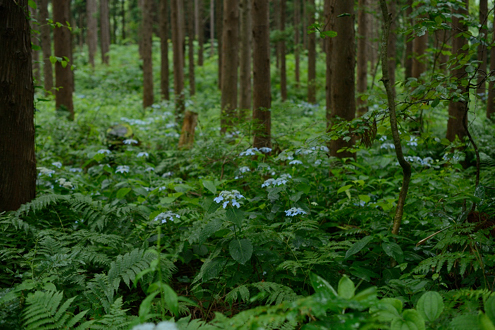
[
  {"left": 391, "top": 309, "right": 425, "bottom": 330},
  {"left": 353, "top": 286, "right": 377, "bottom": 302},
  {"left": 309, "top": 272, "right": 337, "bottom": 298},
  {"left": 116, "top": 187, "right": 131, "bottom": 199},
  {"left": 371, "top": 298, "right": 403, "bottom": 322},
  {"left": 450, "top": 314, "right": 481, "bottom": 330},
  {"left": 382, "top": 242, "right": 404, "bottom": 263},
  {"left": 226, "top": 207, "right": 244, "bottom": 227},
  {"left": 416, "top": 291, "right": 444, "bottom": 323},
  {"left": 485, "top": 296, "right": 495, "bottom": 324},
  {"left": 359, "top": 194, "right": 370, "bottom": 203},
  {"left": 337, "top": 184, "right": 352, "bottom": 194},
  {"left": 338, "top": 275, "right": 355, "bottom": 299},
  {"left": 345, "top": 235, "right": 373, "bottom": 259},
  {"left": 138, "top": 291, "right": 159, "bottom": 323},
  {"left": 202, "top": 180, "right": 217, "bottom": 195},
  {"left": 229, "top": 238, "right": 253, "bottom": 265},
  {"left": 480, "top": 312, "right": 495, "bottom": 330},
  {"left": 161, "top": 283, "right": 179, "bottom": 317},
  {"left": 49, "top": 55, "right": 58, "bottom": 64},
  {"left": 431, "top": 98, "right": 440, "bottom": 108},
  {"left": 28, "top": 0, "right": 36, "bottom": 9}
]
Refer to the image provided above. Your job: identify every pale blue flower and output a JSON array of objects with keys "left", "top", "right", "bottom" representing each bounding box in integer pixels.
[
  {"left": 38, "top": 167, "right": 55, "bottom": 177},
  {"left": 262, "top": 174, "right": 291, "bottom": 188},
  {"left": 214, "top": 190, "right": 245, "bottom": 208},
  {"left": 380, "top": 143, "right": 395, "bottom": 150},
  {"left": 239, "top": 166, "right": 250, "bottom": 173},
  {"left": 116, "top": 165, "right": 130, "bottom": 173},
  {"left": 52, "top": 162, "right": 62, "bottom": 168},
  {"left": 162, "top": 171, "right": 173, "bottom": 177},
  {"left": 145, "top": 167, "right": 155, "bottom": 172},
  {"left": 240, "top": 148, "right": 259, "bottom": 156},
  {"left": 137, "top": 152, "right": 149, "bottom": 158},
  {"left": 407, "top": 137, "right": 418, "bottom": 147},
  {"left": 123, "top": 139, "right": 138, "bottom": 145},
  {"left": 69, "top": 167, "right": 82, "bottom": 172},
  {"left": 154, "top": 211, "right": 180, "bottom": 223},
  {"left": 259, "top": 147, "right": 272, "bottom": 153},
  {"left": 214, "top": 196, "right": 224, "bottom": 203},
  {"left": 97, "top": 149, "right": 111, "bottom": 154},
  {"left": 285, "top": 207, "right": 307, "bottom": 216},
  {"left": 289, "top": 160, "right": 303, "bottom": 165}
]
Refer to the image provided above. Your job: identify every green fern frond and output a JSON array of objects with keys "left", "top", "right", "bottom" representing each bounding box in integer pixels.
[
  {"left": 85, "top": 274, "right": 115, "bottom": 313},
  {"left": 88, "top": 296, "right": 130, "bottom": 329},
  {"left": 16, "top": 194, "right": 69, "bottom": 217},
  {"left": 107, "top": 248, "right": 156, "bottom": 290},
  {"left": 251, "top": 282, "right": 299, "bottom": 305},
  {"left": 225, "top": 285, "right": 250, "bottom": 305}
]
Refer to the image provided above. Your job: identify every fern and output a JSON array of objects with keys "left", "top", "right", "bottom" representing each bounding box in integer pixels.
[
  {"left": 23, "top": 290, "right": 89, "bottom": 330},
  {"left": 88, "top": 297, "right": 131, "bottom": 329},
  {"left": 85, "top": 273, "right": 115, "bottom": 314},
  {"left": 251, "top": 282, "right": 299, "bottom": 305},
  {"left": 107, "top": 248, "right": 157, "bottom": 291}
]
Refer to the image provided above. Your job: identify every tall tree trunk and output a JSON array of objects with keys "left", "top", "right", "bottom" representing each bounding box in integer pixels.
[
  {"left": 29, "top": 6, "right": 41, "bottom": 83},
  {"left": 196, "top": 0, "right": 204, "bottom": 66},
  {"left": 488, "top": 11, "right": 495, "bottom": 119},
  {"left": 252, "top": 0, "right": 271, "bottom": 149},
  {"left": 0, "top": 0, "right": 37, "bottom": 212},
  {"left": 446, "top": 0, "right": 469, "bottom": 142},
  {"left": 216, "top": 0, "right": 223, "bottom": 89},
  {"left": 187, "top": 0, "right": 196, "bottom": 96},
  {"left": 160, "top": 0, "right": 170, "bottom": 100},
  {"left": 274, "top": 0, "right": 280, "bottom": 69},
  {"left": 302, "top": 0, "right": 307, "bottom": 49},
  {"left": 220, "top": 0, "right": 239, "bottom": 133},
  {"left": 387, "top": 0, "right": 396, "bottom": 97},
  {"left": 357, "top": 0, "right": 368, "bottom": 116},
  {"left": 239, "top": 0, "right": 252, "bottom": 114},
  {"left": 279, "top": 0, "right": 287, "bottom": 101},
  {"left": 329, "top": 0, "right": 356, "bottom": 159},
  {"left": 210, "top": 0, "right": 215, "bottom": 57},
  {"left": 111, "top": 0, "right": 117, "bottom": 44},
  {"left": 100, "top": 0, "right": 111, "bottom": 64},
  {"left": 477, "top": 0, "right": 488, "bottom": 96},
  {"left": 87, "top": 0, "right": 98, "bottom": 68},
  {"left": 39, "top": 0, "right": 53, "bottom": 94},
  {"left": 294, "top": 0, "right": 300, "bottom": 88},
  {"left": 142, "top": 0, "right": 154, "bottom": 108},
  {"left": 307, "top": 0, "right": 316, "bottom": 104},
  {"left": 171, "top": 0, "right": 185, "bottom": 124},
  {"left": 53, "top": 0, "right": 74, "bottom": 119},
  {"left": 411, "top": 7, "right": 427, "bottom": 79},
  {"left": 434, "top": 29, "right": 449, "bottom": 72},
  {"left": 404, "top": 0, "right": 413, "bottom": 79},
  {"left": 324, "top": 0, "right": 332, "bottom": 129},
  {"left": 121, "top": 0, "right": 126, "bottom": 40}
]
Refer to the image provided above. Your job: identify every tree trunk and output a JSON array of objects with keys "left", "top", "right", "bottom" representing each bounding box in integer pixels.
[
  {"left": 329, "top": 0, "right": 356, "bottom": 159},
  {"left": 357, "top": 0, "right": 368, "bottom": 116},
  {"left": 178, "top": 111, "right": 198, "bottom": 149},
  {"left": 404, "top": 0, "right": 413, "bottom": 79},
  {"left": 87, "top": 0, "right": 98, "bottom": 68},
  {"left": 279, "top": 0, "right": 287, "bottom": 101},
  {"left": 411, "top": 8, "right": 427, "bottom": 79},
  {"left": 387, "top": 0, "right": 396, "bottom": 97},
  {"left": 160, "top": 0, "right": 170, "bottom": 100},
  {"left": 187, "top": 0, "right": 196, "bottom": 96},
  {"left": 196, "top": 0, "right": 204, "bottom": 66},
  {"left": 324, "top": 0, "right": 332, "bottom": 129},
  {"left": 307, "top": 0, "right": 316, "bottom": 104},
  {"left": 446, "top": 0, "right": 469, "bottom": 142},
  {"left": 29, "top": 6, "right": 41, "bottom": 83},
  {"left": 294, "top": 0, "right": 300, "bottom": 88},
  {"left": 40, "top": 0, "right": 53, "bottom": 94},
  {"left": 434, "top": 29, "right": 449, "bottom": 72},
  {"left": 121, "top": 0, "right": 126, "bottom": 40},
  {"left": 216, "top": 0, "right": 223, "bottom": 89},
  {"left": 171, "top": 0, "right": 185, "bottom": 124},
  {"left": 142, "top": 0, "right": 154, "bottom": 108},
  {"left": 100, "top": 0, "right": 111, "bottom": 64},
  {"left": 274, "top": 0, "right": 280, "bottom": 69},
  {"left": 302, "top": 0, "right": 307, "bottom": 49},
  {"left": 53, "top": 0, "right": 74, "bottom": 119},
  {"left": 488, "top": 11, "right": 495, "bottom": 119},
  {"left": 0, "top": 0, "right": 37, "bottom": 212},
  {"left": 477, "top": 0, "right": 488, "bottom": 96},
  {"left": 239, "top": 0, "right": 252, "bottom": 114},
  {"left": 252, "top": 0, "right": 271, "bottom": 149},
  {"left": 210, "top": 0, "right": 215, "bottom": 57},
  {"left": 220, "top": 0, "right": 239, "bottom": 133}
]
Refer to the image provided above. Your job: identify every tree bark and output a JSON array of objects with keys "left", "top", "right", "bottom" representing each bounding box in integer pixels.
[
  {"left": 39, "top": 0, "right": 53, "bottom": 94},
  {"left": 178, "top": 111, "right": 198, "bottom": 149},
  {"left": 215, "top": 0, "right": 223, "bottom": 89},
  {"left": 87, "top": 0, "right": 98, "bottom": 68},
  {"left": 142, "top": 0, "right": 154, "bottom": 108},
  {"left": 294, "top": 0, "right": 300, "bottom": 88},
  {"left": 387, "top": 0, "right": 396, "bottom": 97},
  {"left": 29, "top": 6, "right": 41, "bottom": 83},
  {"left": 187, "top": 0, "right": 196, "bottom": 96},
  {"left": 100, "top": 0, "right": 111, "bottom": 64},
  {"left": 252, "top": 0, "right": 271, "bottom": 149},
  {"left": 121, "top": 0, "right": 126, "bottom": 40},
  {"left": 324, "top": 0, "right": 332, "bottom": 129},
  {"left": 488, "top": 10, "right": 495, "bottom": 119},
  {"left": 404, "top": 0, "right": 413, "bottom": 79},
  {"left": 477, "top": 0, "right": 488, "bottom": 96},
  {"left": 210, "top": 0, "right": 215, "bottom": 57},
  {"left": 220, "top": 0, "right": 239, "bottom": 133},
  {"left": 239, "top": 0, "right": 252, "bottom": 114},
  {"left": 357, "top": 0, "right": 368, "bottom": 116},
  {"left": 279, "top": 0, "right": 287, "bottom": 101},
  {"left": 411, "top": 8, "right": 427, "bottom": 79},
  {"left": 196, "top": 0, "right": 204, "bottom": 66},
  {"left": 307, "top": 0, "right": 316, "bottom": 104},
  {"left": 53, "top": 0, "right": 74, "bottom": 119},
  {"left": 0, "top": 0, "right": 37, "bottom": 212},
  {"left": 446, "top": 0, "right": 469, "bottom": 142},
  {"left": 160, "top": 0, "right": 170, "bottom": 100},
  {"left": 329, "top": 0, "right": 356, "bottom": 159},
  {"left": 171, "top": 0, "right": 185, "bottom": 124}
]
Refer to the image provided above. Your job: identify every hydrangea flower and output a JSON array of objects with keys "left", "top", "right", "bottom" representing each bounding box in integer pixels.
[
  {"left": 69, "top": 167, "right": 82, "bottom": 173},
  {"left": 238, "top": 166, "right": 250, "bottom": 173},
  {"left": 259, "top": 147, "right": 272, "bottom": 153},
  {"left": 154, "top": 211, "right": 180, "bottom": 223},
  {"left": 115, "top": 165, "right": 130, "bottom": 173},
  {"left": 380, "top": 143, "right": 395, "bottom": 150},
  {"left": 97, "top": 149, "right": 111, "bottom": 154},
  {"left": 240, "top": 148, "right": 259, "bottom": 156},
  {"left": 214, "top": 190, "right": 245, "bottom": 208},
  {"left": 285, "top": 207, "right": 307, "bottom": 216},
  {"left": 137, "top": 152, "right": 149, "bottom": 158},
  {"left": 289, "top": 160, "right": 303, "bottom": 165},
  {"left": 295, "top": 149, "right": 312, "bottom": 155},
  {"left": 261, "top": 174, "right": 292, "bottom": 188},
  {"left": 52, "top": 162, "right": 62, "bottom": 168},
  {"left": 57, "top": 178, "right": 73, "bottom": 189},
  {"left": 162, "top": 171, "right": 173, "bottom": 177},
  {"left": 38, "top": 167, "right": 55, "bottom": 177},
  {"left": 145, "top": 167, "right": 155, "bottom": 172},
  {"left": 407, "top": 137, "right": 418, "bottom": 147},
  {"left": 123, "top": 139, "right": 138, "bottom": 145}
]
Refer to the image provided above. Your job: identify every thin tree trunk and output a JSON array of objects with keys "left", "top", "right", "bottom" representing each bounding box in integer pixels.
[
  {"left": 477, "top": 0, "right": 488, "bottom": 96},
  {"left": 404, "top": 0, "right": 413, "bottom": 79},
  {"left": 303, "top": 0, "right": 307, "bottom": 49},
  {"left": 210, "top": 0, "right": 215, "bottom": 57},
  {"left": 171, "top": 0, "right": 185, "bottom": 124},
  {"left": 187, "top": 0, "right": 196, "bottom": 96},
  {"left": 488, "top": 11, "right": 495, "bottom": 119},
  {"left": 53, "top": 0, "right": 74, "bottom": 120},
  {"left": 387, "top": 0, "right": 396, "bottom": 97},
  {"left": 100, "top": 0, "right": 111, "bottom": 64},
  {"left": 307, "top": 0, "right": 316, "bottom": 104},
  {"left": 216, "top": 0, "right": 223, "bottom": 89},
  {"left": 196, "top": 0, "right": 204, "bottom": 66},
  {"left": 239, "top": 0, "right": 252, "bottom": 114},
  {"left": 434, "top": 29, "right": 449, "bottom": 72},
  {"left": 252, "top": 0, "right": 271, "bottom": 149},
  {"left": 39, "top": 0, "right": 53, "bottom": 94},
  {"left": 122, "top": 0, "right": 126, "bottom": 40},
  {"left": 29, "top": 6, "right": 41, "bottom": 83},
  {"left": 324, "top": 0, "right": 332, "bottom": 129},
  {"left": 178, "top": 111, "right": 198, "bottom": 149},
  {"left": 357, "top": 0, "right": 368, "bottom": 116},
  {"left": 87, "top": 0, "right": 98, "bottom": 68},
  {"left": 279, "top": 0, "right": 287, "bottom": 101},
  {"left": 160, "top": 0, "right": 170, "bottom": 100},
  {"left": 0, "top": 0, "right": 37, "bottom": 212},
  {"left": 142, "top": 0, "right": 154, "bottom": 108},
  {"left": 274, "top": 0, "right": 280, "bottom": 69},
  {"left": 294, "top": 0, "right": 300, "bottom": 88}
]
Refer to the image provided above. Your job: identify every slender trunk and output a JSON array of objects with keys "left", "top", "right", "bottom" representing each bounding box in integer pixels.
[
  {"left": 307, "top": 0, "right": 316, "bottom": 104},
  {"left": 324, "top": 0, "right": 332, "bottom": 129},
  {"left": 39, "top": 0, "right": 53, "bottom": 94},
  {"left": 216, "top": 0, "right": 223, "bottom": 89},
  {"left": 252, "top": 0, "right": 271, "bottom": 149},
  {"left": 387, "top": 0, "right": 396, "bottom": 97},
  {"left": 488, "top": 11, "right": 495, "bottom": 119},
  {"left": 171, "top": 0, "right": 185, "bottom": 124},
  {"left": 122, "top": 0, "right": 126, "bottom": 40},
  {"left": 0, "top": 0, "right": 37, "bottom": 212},
  {"left": 187, "top": 0, "right": 196, "bottom": 96},
  {"left": 53, "top": 0, "right": 74, "bottom": 120},
  {"left": 279, "top": 0, "right": 287, "bottom": 101},
  {"left": 274, "top": 0, "right": 280, "bottom": 69},
  {"left": 100, "top": 0, "right": 111, "bottom": 64},
  {"left": 434, "top": 29, "right": 449, "bottom": 72},
  {"left": 210, "top": 0, "right": 215, "bottom": 57},
  {"left": 294, "top": 0, "right": 300, "bottom": 88},
  {"left": 142, "top": 0, "right": 154, "bottom": 108},
  {"left": 357, "top": 0, "right": 368, "bottom": 116},
  {"left": 160, "top": 0, "right": 170, "bottom": 100},
  {"left": 477, "top": 0, "right": 488, "bottom": 96},
  {"left": 197, "top": 0, "right": 204, "bottom": 66},
  {"left": 302, "top": 0, "right": 307, "bottom": 49},
  {"left": 404, "top": 0, "right": 413, "bottom": 79},
  {"left": 87, "top": 0, "right": 98, "bottom": 68},
  {"left": 239, "top": 0, "right": 252, "bottom": 114}
]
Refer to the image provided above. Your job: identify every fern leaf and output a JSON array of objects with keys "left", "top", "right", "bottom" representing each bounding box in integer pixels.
[{"left": 108, "top": 248, "right": 155, "bottom": 291}]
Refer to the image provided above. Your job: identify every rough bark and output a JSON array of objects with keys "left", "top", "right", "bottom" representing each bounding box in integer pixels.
[
  {"left": 329, "top": 0, "right": 356, "bottom": 159},
  {"left": 279, "top": 0, "right": 287, "bottom": 101},
  {"left": 142, "top": 0, "right": 154, "bottom": 108},
  {"left": 39, "top": 0, "right": 53, "bottom": 94},
  {"left": 100, "top": 0, "right": 111, "bottom": 64},
  {"left": 307, "top": 0, "right": 316, "bottom": 104},
  {"left": 196, "top": 0, "right": 204, "bottom": 66},
  {"left": 357, "top": 0, "right": 368, "bottom": 116},
  {"left": 477, "top": 0, "right": 488, "bottom": 96},
  {"left": 87, "top": 0, "right": 98, "bottom": 68},
  {"left": 294, "top": 0, "right": 300, "bottom": 88},
  {"left": 220, "top": 0, "right": 239, "bottom": 133},
  {"left": 178, "top": 110, "right": 198, "bottom": 149},
  {"left": 239, "top": 0, "right": 252, "bottom": 114},
  {"left": 0, "top": 0, "right": 37, "bottom": 212},
  {"left": 171, "top": 0, "right": 185, "bottom": 124},
  {"left": 216, "top": 0, "right": 223, "bottom": 89},
  {"left": 446, "top": 0, "right": 469, "bottom": 142},
  {"left": 252, "top": 0, "right": 271, "bottom": 149},
  {"left": 187, "top": 0, "right": 196, "bottom": 96},
  {"left": 488, "top": 11, "right": 495, "bottom": 119},
  {"left": 160, "top": 0, "right": 170, "bottom": 100},
  {"left": 53, "top": 0, "right": 74, "bottom": 119},
  {"left": 404, "top": 0, "right": 413, "bottom": 79}
]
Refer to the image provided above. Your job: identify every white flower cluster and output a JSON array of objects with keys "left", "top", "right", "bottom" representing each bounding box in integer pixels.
[
  {"left": 380, "top": 143, "right": 395, "bottom": 150},
  {"left": 97, "top": 149, "right": 111, "bottom": 154},
  {"left": 52, "top": 162, "right": 63, "bottom": 168},
  {"left": 137, "top": 152, "right": 149, "bottom": 158},
  {"left": 57, "top": 178, "right": 73, "bottom": 189},
  {"left": 239, "top": 147, "right": 272, "bottom": 156},
  {"left": 238, "top": 166, "right": 250, "bottom": 173},
  {"left": 116, "top": 165, "right": 130, "bottom": 173},
  {"left": 285, "top": 207, "right": 307, "bottom": 217},
  {"left": 404, "top": 156, "right": 433, "bottom": 166},
  {"left": 407, "top": 137, "right": 418, "bottom": 147},
  {"left": 154, "top": 211, "right": 180, "bottom": 223},
  {"left": 289, "top": 160, "right": 303, "bottom": 165},
  {"left": 261, "top": 174, "right": 292, "bottom": 188},
  {"left": 38, "top": 167, "right": 55, "bottom": 177},
  {"left": 123, "top": 139, "right": 138, "bottom": 145},
  {"left": 214, "top": 190, "right": 245, "bottom": 208}
]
